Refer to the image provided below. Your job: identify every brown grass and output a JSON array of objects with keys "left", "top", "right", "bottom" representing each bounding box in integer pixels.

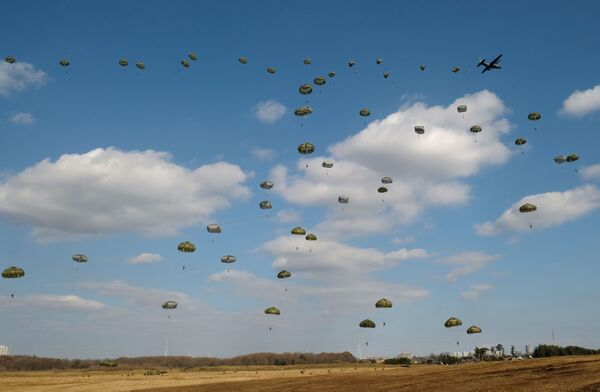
[{"left": 2, "top": 355, "right": 599, "bottom": 392}]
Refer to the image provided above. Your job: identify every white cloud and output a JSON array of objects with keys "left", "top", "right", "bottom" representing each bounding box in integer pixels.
[
  {"left": 0, "top": 295, "right": 106, "bottom": 311},
  {"left": 392, "top": 235, "right": 416, "bottom": 245},
  {"left": 9, "top": 112, "right": 35, "bottom": 125},
  {"left": 579, "top": 164, "right": 600, "bottom": 181},
  {"left": 0, "top": 148, "right": 251, "bottom": 242},
  {"left": 128, "top": 253, "right": 162, "bottom": 264},
  {"left": 560, "top": 85, "right": 600, "bottom": 117},
  {"left": 254, "top": 100, "right": 286, "bottom": 124},
  {"left": 0, "top": 61, "right": 47, "bottom": 96},
  {"left": 439, "top": 251, "right": 499, "bottom": 282},
  {"left": 251, "top": 147, "right": 275, "bottom": 160},
  {"left": 474, "top": 185, "right": 600, "bottom": 236},
  {"left": 460, "top": 284, "right": 493, "bottom": 300},
  {"left": 274, "top": 209, "right": 302, "bottom": 223}
]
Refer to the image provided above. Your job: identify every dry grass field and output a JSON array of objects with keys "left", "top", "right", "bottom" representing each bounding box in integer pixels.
[{"left": 2, "top": 355, "right": 599, "bottom": 392}]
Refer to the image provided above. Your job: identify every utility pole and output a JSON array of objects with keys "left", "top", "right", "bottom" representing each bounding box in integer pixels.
[{"left": 552, "top": 330, "right": 556, "bottom": 346}]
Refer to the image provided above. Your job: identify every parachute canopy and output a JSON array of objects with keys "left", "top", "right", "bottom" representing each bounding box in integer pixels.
[
  {"left": 259, "top": 200, "right": 272, "bottom": 209},
  {"left": 265, "top": 306, "right": 280, "bottom": 315},
  {"left": 2, "top": 266, "right": 24, "bottom": 279},
  {"left": 322, "top": 160, "right": 334, "bottom": 168},
  {"left": 566, "top": 154, "right": 579, "bottom": 162},
  {"left": 377, "top": 187, "right": 388, "bottom": 193},
  {"left": 303, "top": 58, "right": 311, "bottom": 65},
  {"left": 294, "top": 106, "right": 313, "bottom": 116},
  {"left": 181, "top": 60, "right": 190, "bottom": 68},
  {"left": 298, "top": 142, "right": 315, "bottom": 154},
  {"left": 419, "top": 64, "right": 426, "bottom": 71},
  {"left": 519, "top": 203, "right": 537, "bottom": 213},
  {"left": 299, "top": 84, "right": 313, "bottom": 95},
  {"left": 239, "top": 56, "right": 248, "bottom": 64},
  {"left": 118, "top": 58, "right": 128, "bottom": 67},
  {"left": 457, "top": 105, "right": 467, "bottom": 113},
  {"left": 207, "top": 224, "right": 222, "bottom": 233},
  {"left": 470, "top": 125, "right": 482, "bottom": 133},
  {"left": 314, "top": 76, "right": 326, "bottom": 86},
  {"left": 328, "top": 71, "right": 336, "bottom": 78},
  {"left": 444, "top": 317, "right": 463, "bottom": 328},
  {"left": 348, "top": 60, "right": 356, "bottom": 68},
  {"left": 291, "top": 227, "right": 306, "bottom": 235},
  {"left": 359, "top": 319, "right": 376, "bottom": 328},
  {"left": 452, "top": 67, "right": 460, "bottom": 73},
  {"left": 554, "top": 155, "right": 567, "bottom": 164},
  {"left": 136, "top": 62, "right": 145, "bottom": 70},
  {"left": 72, "top": 254, "right": 88, "bottom": 263},
  {"left": 59, "top": 59, "right": 70, "bottom": 67},
  {"left": 277, "top": 270, "right": 291, "bottom": 279},
  {"left": 178, "top": 241, "right": 196, "bottom": 252},
  {"left": 359, "top": 108, "right": 371, "bottom": 117},
  {"left": 338, "top": 195, "right": 349, "bottom": 204},
  {"left": 415, "top": 125, "right": 425, "bottom": 135},
  {"left": 375, "top": 298, "right": 393, "bottom": 308},
  {"left": 162, "top": 301, "right": 177, "bottom": 309},
  {"left": 383, "top": 71, "right": 390, "bottom": 79},
  {"left": 5, "top": 56, "right": 16, "bottom": 64},
  {"left": 221, "top": 255, "right": 237, "bottom": 264},
  {"left": 528, "top": 112, "right": 542, "bottom": 121},
  {"left": 266, "top": 66, "right": 276, "bottom": 74},
  {"left": 467, "top": 325, "right": 482, "bottom": 334},
  {"left": 260, "top": 180, "right": 274, "bottom": 190},
  {"left": 188, "top": 52, "right": 198, "bottom": 61},
  {"left": 305, "top": 233, "right": 317, "bottom": 241},
  {"left": 515, "top": 138, "right": 527, "bottom": 146},
  {"left": 381, "top": 176, "right": 393, "bottom": 184}
]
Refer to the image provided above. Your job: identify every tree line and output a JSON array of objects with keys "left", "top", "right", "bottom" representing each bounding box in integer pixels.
[{"left": 532, "top": 345, "right": 600, "bottom": 358}]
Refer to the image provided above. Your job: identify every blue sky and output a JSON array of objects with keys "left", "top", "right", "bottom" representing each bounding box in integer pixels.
[{"left": 1, "top": 0, "right": 599, "bottom": 359}]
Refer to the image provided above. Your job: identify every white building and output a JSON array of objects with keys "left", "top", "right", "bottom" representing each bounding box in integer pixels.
[
  {"left": 525, "top": 345, "right": 533, "bottom": 355},
  {"left": 0, "top": 345, "right": 9, "bottom": 356}
]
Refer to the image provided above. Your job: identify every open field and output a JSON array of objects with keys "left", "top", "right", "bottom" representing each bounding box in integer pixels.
[{"left": 2, "top": 355, "right": 600, "bottom": 392}]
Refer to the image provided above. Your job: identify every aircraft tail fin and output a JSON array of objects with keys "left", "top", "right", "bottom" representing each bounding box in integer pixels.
[{"left": 477, "top": 58, "right": 486, "bottom": 67}]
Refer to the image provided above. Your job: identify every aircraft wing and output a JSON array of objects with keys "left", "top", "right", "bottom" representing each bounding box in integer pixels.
[
  {"left": 481, "top": 65, "right": 491, "bottom": 74},
  {"left": 490, "top": 54, "right": 502, "bottom": 65}
]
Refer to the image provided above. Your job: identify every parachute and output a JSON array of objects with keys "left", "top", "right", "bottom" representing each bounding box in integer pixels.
[
  {"left": 444, "top": 317, "right": 462, "bottom": 328},
  {"left": 566, "top": 154, "right": 579, "bottom": 162},
  {"left": 348, "top": 60, "right": 356, "bottom": 68},
  {"left": 381, "top": 176, "right": 393, "bottom": 184},
  {"left": 298, "top": 142, "right": 315, "bottom": 154},
  {"left": 264, "top": 306, "right": 280, "bottom": 315},
  {"left": 260, "top": 181, "right": 274, "bottom": 190},
  {"left": 294, "top": 106, "right": 313, "bottom": 116},
  {"left": 118, "top": 58, "right": 128, "bottom": 67},
  {"left": 554, "top": 155, "right": 567, "bottom": 164},
  {"left": 181, "top": 60, "right": 190, "bottom": 68},
  {"left": 277, "top": 270, "right": 291, "bottom": 279},
  {"left": 188, "top": 53, "right": 198, "bottom": 61},
  {"left": 515, "top": 138, "right": 527, "bottom": 146},
  {"left": 305, "top": 233, "right": 317, "bottom": 241},
  {"left": 419, "top": 64, "right": 426, "bottom": 71},
  {"left": 207, "top": 224, "right": 222, "bottom": 233},
  {"left": 359, "top": 319, "right": 376, "bottom": 328},
  {"left": 377, "top": 187, "right": 388, "bottom": 193},
  {"left": 376, "top": 58, "right": 383, "bottom": 65},
  {"left": 313, "top": 76, "right": 326, "bottom": 86},
  {"left": 299, "top": 84, "right": 313, "bottom": 95},
  {"left": 291, "top": 227, "right": 306, "bottom": 235},
  {"left": 375, "top": 298, "right": 392, "bottom": 308},
  {"left": 328, "top": 71, "right": 336, "bottom": 78},
  {"left": 414, "top": 125, "right": 425, "bottom": 135},
  {"left": 457, "top": 105, "right": 467, "bottom": 113},
  {"left": 452, "top": 67, "right": 460, "bottom": 73},
  {"left": 72, "top": 254, "right": 88, "bottom": 263},
  {"left": 359, "top": 109, "right": 371, "bottom": 117},
  {"left": 259, "top": 200, "right": 272, "bottom": 209},
  {"left": 519, "top": 203, "right": 537, "bottom": 213},
  {"left": 470, "top": 125, "right": 482, "bottom": 133},
  {"left": 239, "top": 56, "right": 248, "bottom": 64},
  {"left": 383, "top": 72, "right": 390, "bottom": 79},
  {"left": 178, "top": 241, "right": 196, "bottom": 252},
  {"left": 136, "top": 62, "right": 145, "bottom": 70},
  {"left": 303, "top": 58, "right": 311, "bottom": 65},
  {"left": 5, "top": 56, "right": 16, "bottom": 64},
  {"left": 528, "top": 112, "right": 541, "bottom": 121},
  {"left": 466, "top": 325, "right": 482, "bottom": 334},
  {"left": 322, "top": 160, "right": 334, "bottom": 168},
  {"left": 338, "top": 195, "right": 349, "bottom": 204},
  {"left": 220, "top": 255, "right": 237, "bottom": 264},
  {"left": 59, "top": 59, "right": 70, "bottom": 67},
  {"left": 162, "top": 301, "right": 178, "bottom": 309},
  {"left": 2, "top": 266, "right": 25, "bottom": 279},
  {"left": 266, "top": 66, "right": 276, "bottom": 74}
]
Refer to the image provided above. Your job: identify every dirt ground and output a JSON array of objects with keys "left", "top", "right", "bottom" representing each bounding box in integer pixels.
[{"left": 2, "top": 355, "right": 600, "bottom": 392}]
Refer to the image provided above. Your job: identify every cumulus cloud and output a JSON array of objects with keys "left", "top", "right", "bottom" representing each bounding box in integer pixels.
[
  {"left": 0, "top": 294, "right": 106, "bottom": 311},
  {"left": 439, "top": 251, "right": 499, "bottom": 282},
  {"left": 9, "top": 112, "right": 35, "bottom": 125},
  {"left": 474, "top": 185, "right": 600, "bottom": 236},
  {"left": 128, "top": 253, "right": 162, "bottom": 264},
  {"left": 254, "top": 100, "right": 286, "bottom": 124},
  {"left": 0, "top": 61, "right": 47, "bottom": 96},
  {"left": 460, "top": 284, "right": 493, "bottom": 300},
  {"left": 579, "top": 164, "right": 600, "bottom": 181},
  {"left": 251, "top": 147, "right": 275, "bottom": 160},
  {"left": 274, "top": 209, "right": 302, "bottom": 223},
  {"left": 392, "top": 235, "right": 416, "bottom": 245},
  {"left": 560, "top": 85, "right": 600, "bottom": 117},
  {"left": 0, "top": 148, "right": 251, "bottom": 241}
]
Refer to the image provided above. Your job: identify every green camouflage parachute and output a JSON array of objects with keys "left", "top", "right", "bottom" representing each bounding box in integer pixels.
[
  {"left": 419, "top": 64, "right": 426, "bottom": 71},
  {"left": 221, "top": 255, "right": 237, "bottom": 264},
  {"left": 59, "top": 59, "right": 70, "bottom": 67},
  {"left": 299, "top": 84, "right": 313, "bottom": 95},
  {"left": 298, "top": 142, "right": 315, "bottom": 154},
  {"left": 277, "top": 270, "right": 291, "bottom": 279},
  {"left": 314, "top": 76, "right": 326, "bottom": 86},
  {"left": 375, "top": 298, "right": 393, "bottom": 308},
  {"left": 162, "top": 301, "right": 177, "bottom": 309},
  {"left": 452, "top": 67, "right": 460, "bottom": 73},
  {"left": 360, "top": 319, "right": 376, "bottom": 328},
  {"left": 457, "top": 105, "right": 467, "bottom": 113},
  {"left": 519, "top": 203, "right": 537, "bottom": 213},
  {"left": 376, "top": 58, "right": 383, "bottom": 65},
  {"left": 377, "top": 187, "right": 388, "bottom": 193},
  {"left": 470, "top": 125, "right": 482, "bottom": 133},
  {"left": 444, "top": 317, "right": 462, "bottom": 328},
  {"left": 291, "top": 227, "right": 306, "bottom": 235},
  {"left": 239, "top": 56, "right": 248, "bottom": 64},
  {"left": 328, "top": 71, "right": 336, "bottom": 78},
  {"left": 136, "top": 62, "right": 145, "bottom": 70},
  {"left": 207, "top": 224, "right": 222, "bottom": 233},
  {"left": 259, "top": 200, "right": 272, "bottom": 209},
  {"left": 359, "top": 109, "right": 371, "bottom": 117},
  {"left": 383, "top": 71, "right": 390, "bottom": 79},
  {"left": 188, "top": 52, "right": 198, "bottom": 61},
  {"left": 267, "top": 66, "right": 276, "bottom": 74},
  {"left": 381, "top": 176, "right": 393, "bottom": 184},
  {"left": 466, "top": 325, "right": 482, "bottom": 334},
  {"left": 415, "top": 125, "right": 425, "bottom": 135},
  {"left": 5, "top": 56, "right": 16, "bottom": 64},
  {"left": 303, "top": 58, "right": 311, "bottom": 65},
  {"left": 515, "top": 138, "right": 527, "bottom": 146},
  {"left": 118, "top": 58, "right": 128, "bottom": 67},
  {"left": 554, "top": 155, "right": 567, "bottom": 164},
  {"left": 348, "top": 60, "right": 356, "bottom": 68},
  {"left": 260, "top": 180, "right": 274, "bottom": 190},
  {"left": 181, "top": 60, "right": 190, "bottom": 68},
  {"left": 305, "top": 233, "right": 317, "bottom": 241},
  {"left": 566, "top": 154, "right": 579, "bottom": 162},
  {"left": 322, "top": 160, "right": 334, "bottom": 168},
  {"left": 265, "top": 306, "right": 280, "bottom": 315},
  {"left": 338, "top": 195, "right": 349, "bottom": 204},
  {"left": 528, "top": 112, "right": 541, "bottom": 121},
  {"left": 294, "top": 106, "right": 313, "bottom": 116},
  {"left": 2, "top": 266, "right": 24, "bottom": 279},
  {"left": 72, "top": 254, "right": 88, "bottom": 263},
  {"left": 178, "top": 241, "right": 196, "bottom": 252}
]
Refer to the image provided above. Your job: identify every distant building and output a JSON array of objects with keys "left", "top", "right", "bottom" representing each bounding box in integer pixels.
[
  {"left": 0, "top": 345, "right": 9, "bottom": 356},
  {"left": 525, "top": 345, "right": 533, "bottom": 355}
]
